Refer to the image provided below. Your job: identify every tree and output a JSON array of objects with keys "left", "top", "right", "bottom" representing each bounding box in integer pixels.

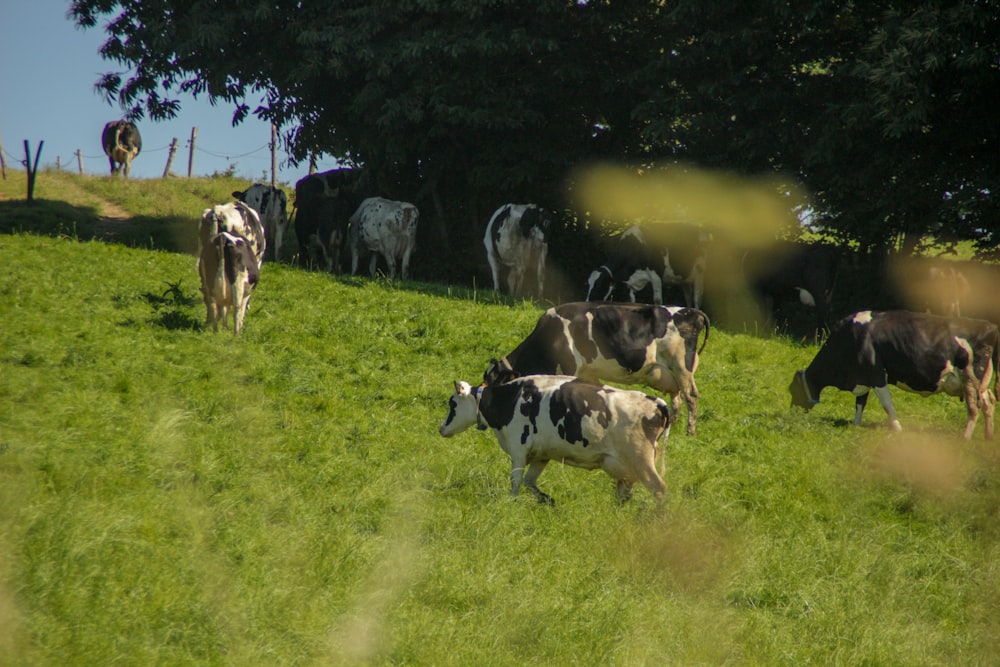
[{"left": 71, "top": 0, "right": 999, "bottom": 280}]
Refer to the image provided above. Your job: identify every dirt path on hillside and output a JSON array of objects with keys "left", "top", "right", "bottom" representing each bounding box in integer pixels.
[{"left": 0, "top": 173, "right": 133, "bottom": 222}]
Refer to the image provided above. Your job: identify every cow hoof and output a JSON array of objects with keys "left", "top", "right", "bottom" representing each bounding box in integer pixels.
[{"left": 536, "top": 493, "right": 555, "bottom": 506}]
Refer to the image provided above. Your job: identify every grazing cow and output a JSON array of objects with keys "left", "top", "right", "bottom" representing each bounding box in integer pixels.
[
  {"left": 200, "top": 201, "right": 266, "bottom": 268},
  {"left": 495, "top": 301, "right": 709, "bottom": 436},
  {"left": 789, "top": 310, "right": 998, "bottom": 439},
  {"left": 197, "top": 231, "right": 260, "bottom": 334},
  {"left": 293, "top": 168, "right": 365, "bottom": 271},
  {"left": 741, "top": 240, "right": 838, "bottom": 333},
  {"left": 585, "top": 223, "right": 709, "bottom": 308},
  {"left": 349, "top": 197, "right": 419, "bottom": 279},
  {"left": 484, "top": 203, "right": 551, "bottom": 298},
  {"left": 233, "top": 184, "right": 288, "bottom": 262},
  {"left": 439, "top": 372, "right": 672, "bottom": 504},
  {"left": 101, "top": 120, "right": 142, "bottom": 179}
]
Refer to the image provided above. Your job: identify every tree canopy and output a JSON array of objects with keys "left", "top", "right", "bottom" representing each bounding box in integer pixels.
[{"left": 71, "top": 0, "right": 999, "bottom": 264}]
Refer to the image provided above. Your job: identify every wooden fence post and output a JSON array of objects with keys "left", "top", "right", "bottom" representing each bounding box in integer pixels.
[
  {"left": 187, "top": 127, "right": 197, "bottom": 178},
  {"left": 0, "top": 130, "right": 7, "bottom": 180},
  {"left": 76, "top": 150, "right": 84, "bottom": 174},
  {"left": 163, "top": 138, "right": 178, "bottom": 178},
  {"left": 23, "top": 140, "right": 43, "bottom": 203},
  {"left": 270, "top": 124, "right": 278, "bottom": 187}
]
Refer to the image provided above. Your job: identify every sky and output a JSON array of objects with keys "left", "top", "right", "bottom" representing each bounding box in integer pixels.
[{"left": 0, "top": 2, "right": 342, "bottom": 186}]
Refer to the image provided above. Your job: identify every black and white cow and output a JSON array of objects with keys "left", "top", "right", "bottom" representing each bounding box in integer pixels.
[
  {"left": 742, "top": 240, "right": 838, "bottom": 333},
  {"left": 494, "top": 301, "right": 710, "bottom": 436},
  {"left": 585, "top": 223, "right": 709, "bottom": 308},
  {"left": 484, "top": 203, "right": 551, "bottom": 299},
  {"left": 349, "top": 196, "right": 419, "bottom": 279},
  {"left": 292, "top": 168, "right": 365, "bottom": 271},
  {"left": 439, "top": 372, "right": 672, "bottom": 504},
  {"left": 789, "top": 310, "right": 998, "bottom": 439},
  {"left": 233, "top": 184, "right": 288, "bottom": 262},
  {"left": 101, "top": 120, "right": 142, "bottom": 179},
  {"left": 197, "top": 231, "right": 260, "bottom": 334},
  {"left": 200, "top": 201, "right": 266, "bottom": 268}
]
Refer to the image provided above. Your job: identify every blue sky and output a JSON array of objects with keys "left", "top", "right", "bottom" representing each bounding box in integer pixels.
[{"left": 0, "top": 2, "right": 341, "bottom": 185}]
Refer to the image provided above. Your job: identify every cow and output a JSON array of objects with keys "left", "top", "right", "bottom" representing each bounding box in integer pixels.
[
  {"left": 585, "top": 223, "right": 709, "bottom": 308},
  {"left": 292, "top": 168, "right": 365, "bottom": 271},
  {"left": 494, "top": 301, "right": 710, "bottom": 436},
  {"left": 197, "top": 231, "right": 260, "bottom": 334},
  {"left": 101, "top": 120, "right": 142, "bottom": 179},
  {"left": 741, "top": 240, "right": 838, "bottom": 334},
  {"left": 232, "top": 184, "right": 288, "bottom": 262},
  {"left": 789, "top": 310, "right": 999, "bottom": 440},
  {"left": 484, "top": 203, "right": 551, "bottom": 299},
  {"left": 439, "top": 371, "right": 672, "bottom": 504},
  {"left": 349, "top": 196, "right": 419, "bottom": 279},
  {"left": 199, "top": 201, "right": 266, "bottom": 268}
]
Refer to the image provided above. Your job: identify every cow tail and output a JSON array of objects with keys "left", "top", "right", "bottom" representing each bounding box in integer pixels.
[{"left": 697, "top": 310, "right": 711, "bottom": 355}]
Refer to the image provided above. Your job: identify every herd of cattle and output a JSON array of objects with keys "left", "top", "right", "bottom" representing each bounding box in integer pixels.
[
  {"left": 184, "top": 169, "right": 999, "bottom": 506},
  {"left": 95, "top": 135, "right": 994, "bottom": 505}
]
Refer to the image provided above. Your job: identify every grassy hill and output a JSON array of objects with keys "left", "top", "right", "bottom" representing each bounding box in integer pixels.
[{"left": 1, "top": 171, "right": 999, "bottom": 665}]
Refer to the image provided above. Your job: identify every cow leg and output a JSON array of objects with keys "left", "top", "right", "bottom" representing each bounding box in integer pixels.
[
  {"left": 870, "top": 386, "right": 903, "bottom": 431},
  {"left": 536, "top": 246, "right": 547, "bottom": 299},
  {"left": 488, "top": 254, "right": 502, "bottom": 291},
  {"left": 507, "top": 267, "right": 522, "bottom": 298},
  {"left": 852, "top": 391, "right": 869, "bottom": 426},
  {"left": 523, "top": 461, "right": 553, "bottom": 505},
  {"left": 350, "top": 246, "right": 361, "bottom": 275},
  {"left": 983, "top": 389, "right": 996, "bottom": 440},
  {"left": 369, "top": 253, "right": 381, "bottom": 278},
  {"left": 631, "top": 467, "right": 667, "bottom": 503},
  {"left": 401, "top": 247, "right": 413, "bottom": 281},
  {"left": 616, "top": 479, "right": 634, "bottom": 503}
]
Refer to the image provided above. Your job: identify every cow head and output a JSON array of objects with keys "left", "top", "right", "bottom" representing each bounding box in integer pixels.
[
  {"left": 788, "top": 370, "right": 819, "bottom": 410},
  {"left": 483, "top": 358, "right": 517, "bottom": 386},
  {"left": 585, "top": 266, "right": 615, "bottom": 302},
  {"left": 439, "top": 381, "right": 483, "bottom": 437}
]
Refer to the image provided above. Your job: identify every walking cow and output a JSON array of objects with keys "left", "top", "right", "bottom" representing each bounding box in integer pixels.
[
  {"left": 349, "top": 196, "right": 419, "bottom": 279},
  {"left": 494, "top": 301, "right": 709, "bottom": 436},
  {"left": 101, "top": 120, "right": 142, "bottom": 179},
  {"left": 233, "top": 184, "right": 288, "bottom": 262},
  {"left": 439, "top": 370, "right": 672, "bottom": 504},
  {"left": 484, "top": 203, "right": 551, "bottom": 299},
  {"left": 789, "top": 310, "right": 998, "bottom": 439}
]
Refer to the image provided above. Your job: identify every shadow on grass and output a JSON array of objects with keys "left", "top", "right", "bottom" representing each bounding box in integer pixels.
[
  {"left": 0, "top": 199, "right": 198, "bottom": 255},
  {"left": 141, "top": 279, "right": 203, "bottom": 332}
]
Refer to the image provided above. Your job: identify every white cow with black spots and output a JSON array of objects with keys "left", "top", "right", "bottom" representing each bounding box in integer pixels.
[
  {"left": 439, "top": 368, "right": 672, "bottom": 504},
  {"left": 484, "top": 203, "right": 551, "bottom": 299},
  {"left": 349, "top": 196, "right": 419, "bottom": 279},
  {"left": 232, "top": 184, "right": 287, "bottom": 262}
]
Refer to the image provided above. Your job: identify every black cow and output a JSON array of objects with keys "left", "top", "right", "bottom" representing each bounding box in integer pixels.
[
  {"left": 585, "top": 223, "right": 709, "bottom": 308},
  {"left": 494, "top": 301, "right": 709, "bottom": 436},
  {"left": 742, "top": 240, "right": 838, "bottom": 333},
  {"left": 101, "top": 120, "right": 142, "bottom": 179},
  {"left": 292, "top": 168, "right": 365, "bottom": 271},
  {"left": 789, "top": 310, "right": 998, "bottom": 439}
]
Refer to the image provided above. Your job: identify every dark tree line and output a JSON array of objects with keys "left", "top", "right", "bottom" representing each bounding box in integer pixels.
[{"left": 71, "top": 0, "right": 999, "bottom": 282}]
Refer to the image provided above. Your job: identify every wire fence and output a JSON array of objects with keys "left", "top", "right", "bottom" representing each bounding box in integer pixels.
[{"left": 0, "top": 128, "right": 277, "bottom": 181}]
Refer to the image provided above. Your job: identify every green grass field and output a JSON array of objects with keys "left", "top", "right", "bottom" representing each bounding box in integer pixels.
[{"left": 1, "top": 171, "right": 999, "bottom": 665}]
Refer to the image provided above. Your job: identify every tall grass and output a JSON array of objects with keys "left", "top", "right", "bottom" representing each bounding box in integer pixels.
[{"left": 1, "top": 173, "right": 999, "bottom": 664}]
